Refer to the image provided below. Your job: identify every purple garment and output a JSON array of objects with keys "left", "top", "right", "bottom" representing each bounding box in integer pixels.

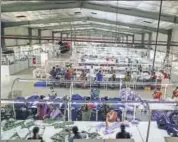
[
  {"left": 96, "top": 73, "right": 103, "bottom": 81},
  {"left": 50, "top": 109, "right": 61, "bottom": 119}
]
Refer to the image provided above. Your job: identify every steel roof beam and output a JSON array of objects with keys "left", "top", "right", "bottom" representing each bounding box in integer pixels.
[
  {"left": 3, "top": 16, "right": 168, "bottom": 34},
  {"left": 36, "top": 23, "right": 142, "bottom": 34},
  {"left": 2, "top": 1, "right": 178, "bottom": 24},
  {"left": 53, "top": 28, "right": 133, "bottom": 36}
]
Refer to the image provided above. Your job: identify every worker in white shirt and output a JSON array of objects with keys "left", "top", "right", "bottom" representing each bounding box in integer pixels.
[
  {"left": 48, "top": 86, "right": 57, "bottom": 98},
  {"left": 89, "top": 66, "right": 95, "bottom": 81}
]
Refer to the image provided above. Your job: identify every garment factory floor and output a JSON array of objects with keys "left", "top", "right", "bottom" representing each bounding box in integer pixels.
[{"left": 1, "top": 68, "right": 175, "bottom": 100}]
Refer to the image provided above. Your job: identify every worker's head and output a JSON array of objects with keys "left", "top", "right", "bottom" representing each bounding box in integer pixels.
[
  {"left": 32, "top": 126, "right": 40, "bottom": 137},
  {"left": 104, "top": 96, "right": 108, "bottom": 101},
  {"left": 99, "top": 70, "right": 101, "bottom": 73},
  {"left": 86, "top": 97, "right": 90, "bottom": 102},
  {"left": 67, "top": 70, "right": 69, "bottom": 72},
  {"left": 120, "top": 124, "right": 126, "bottom": 132},
  {"left": 52, "top": 67, "right": 55, "bottom": 70},
  {"left": 40, "top": 95, "right": 45, "bottom": 100},
  {"left": 72, "top": 126, "right": 79, "bottom": 135},
  {"left": 91, "top": 66, "right": 93, "bottom": 69},
  {"left": 109, "top": 107, "right": 114, "bottom": 113},
  {"left": 157, "top": 87, "right": 161, "bottom": 91}
]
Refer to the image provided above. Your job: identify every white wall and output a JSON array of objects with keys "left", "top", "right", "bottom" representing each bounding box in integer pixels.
[
  {"left": 41, "top": 30, "right": 52, "bottom": 43},
  {"left": 134, "top": 34, "right": 141, "bottom": 41},
  {"left": 4, "top": 26, "right": 29, "bottom": 46}
]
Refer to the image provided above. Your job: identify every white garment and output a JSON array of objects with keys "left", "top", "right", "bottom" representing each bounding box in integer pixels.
[{"left": 90, "top": 68, "right": 95, "bottom": 75}]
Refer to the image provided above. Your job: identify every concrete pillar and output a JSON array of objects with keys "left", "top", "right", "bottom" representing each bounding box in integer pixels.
[
  {"left": 28, "top": 28, "right": 32, "bottom": 46},
  {"left": 126, "top": 35, "right": 128, "bottom": 44},
  {"left": 166, "top": 29, "right": 172, "bottom": 58},
  {"left": 52, "top": 31, "right": 54, "bottom": 44},
  {"left": 132, "top": 35, "right": 135, "bottom": 44},
  {"left": 141, "top": 33, "right": 145, "bottom": 47},
  {"left": 147, "top": 33, "right": 152, "bottom": 59},
  {"left": 60, "top": 32, "right": 63, "bottom": 41},
  {"left": 38, "top": 29, "right": 41, "bottom": 45},
  {"left": 1, "top": 22, "right": 6, "bottom": 50}
]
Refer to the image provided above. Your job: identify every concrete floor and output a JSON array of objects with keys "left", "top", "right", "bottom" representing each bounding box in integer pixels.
[{"left": 1, "top": 68, "right": 175, "bottom": 100}]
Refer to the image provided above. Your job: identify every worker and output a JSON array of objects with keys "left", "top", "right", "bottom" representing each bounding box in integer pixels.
[
  {"left": 116, "top": 124, "right": 131, "bottom": 139},
  {"left": 79, "top": 70, "right": 87, "bottom": 88},
  {"left": 96, "top": 70, "right": 103, "bottom": 88},
  {"left": 68, "top": 66, "right": 73, "bottom": 73},
  {"left": 110, "top": 67, "right": 114, "bottom": 74},
  {"left": 106, "top": 108, "right": 120, "bottom": 129},
  {"left": 124, "top": 72, "right": 131, "bottom": 81},
  {"left": 68, "top": 126, "right": 86, "bottom": 142},
  {"left": 100, "top": 97, "right": 110, "bottom": 121},
  {"left": 81, "top": 97, "right": 93, "bottom": 121},
  {"left": 89, "top": 66, "right": 95, "bottom": 80},
  {"left": 27, "top": 127, "right": 43, "bottom": 142},
  {"left": 172, "top": 87, "right": 178, "bottom": 99},
  {"left": 153, "top": 88, "right": 162, "bottom": 99},
  {"left": 65, "top": 70, "right": 71, "bottom": 80},
  {"left": 50, "top": 67, "right": 57, "bottom": 79},
  {"left": 48, "top": 86, "right": 57, "bottom": 98}
]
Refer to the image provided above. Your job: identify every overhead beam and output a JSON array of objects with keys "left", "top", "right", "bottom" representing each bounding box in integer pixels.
[
  {"left": 2, "top": 1, "right": 178, "bottom": 24},
  {"left": 37, "top": 23, "right": 142, "bottom": 34},
  {"left": 53, "top": 28, "right": 131, "bottom": 36},
  {"left": 3, "top": 16, "right": 167, "bottom": 34}
]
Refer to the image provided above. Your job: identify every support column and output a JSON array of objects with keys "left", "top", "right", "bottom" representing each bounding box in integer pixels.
[
  {"left": 28, "top": 28, "right": 32, "bottom": 46},
  {"left": 166, "top": 29, "right": 172, "bottom": 58},
  {"left": 132, "top": 35, "right": 135, "bottom": 44},
  {"left": 126, "top": 35, "right": 128, "bottom": 44},
  {"left": 1, "top": 22, "right": 6, "bottom": 50},
  {"left": 38, "top": 29, "right": 41, "bottom": 45},
  {"left": 52, "top": 31, "right": 54, "bottom": 44},
  {"left": 141, "top": 33, "right": 145, "bottom": 48},
  {"left": 60, "top": 32, "right": 63, "bottom": 41},
  {"left": 148, "top": 33, "right": 152, "bottom": 59}
]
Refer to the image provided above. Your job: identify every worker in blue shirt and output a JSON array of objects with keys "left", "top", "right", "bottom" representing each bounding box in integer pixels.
[{"left": 96, "top": 70, "right": 103, "bottom": 88}]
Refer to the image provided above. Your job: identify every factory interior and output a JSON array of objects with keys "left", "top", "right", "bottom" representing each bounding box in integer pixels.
[{"left": 1, "top": 1, "right": 178, "bottom": 142}]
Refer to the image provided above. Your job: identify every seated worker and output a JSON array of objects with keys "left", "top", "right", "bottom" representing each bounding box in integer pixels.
[
  {"left": 110, "top": 67, "right": 114, "bottom": 74},
  {"left": 48, "top": 86, "right": 57, "bottom": 98},
  {"left": 116, "top": 124, "right": 131, "bottom": 139},
  {"left": 79, "top": 70, "right": 87, "bottom": 88},
  {"left": 106, "top": 108, "right": 120, "bottom": 128},
  {"left": 80, "top": 70, "right": 87, "bottom": 80},
  {"left": 111, "top": 71, "right": 116, "bottom": 81},
  {"left": 81, "top": 97, "right": 93, "bottom": 121},
  {"left": 68, "top": 126, "right": 87, "bottom": 142},
  {"left": 124, "top": 72, "right": 131, "bottom": 81},
  {"left": 35, "top": 97, "right": 49, "bottom": 120},
  {"left": 50, "top": 67, "right": 57, "bottom": 79},
  {"left": 172, "top": 87, "right": 178, "bottom": 99},
  {"left": 100, "top": 97, "right": 110, "bottom": 121},
  {"left": 65, "top": 70, "right": 71, "bottom": 80},
  {"left": 44, "top": 105, "right": 62, "bottom": 120},
  {"left": 68, "top": 66, "right": 73, "bottom": 73},
  {"left": 96, "top": 70, "right": 103, "bottom": 88},
  {"left": 153, "top": 88, "right": 162, "bottom": 99}
]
